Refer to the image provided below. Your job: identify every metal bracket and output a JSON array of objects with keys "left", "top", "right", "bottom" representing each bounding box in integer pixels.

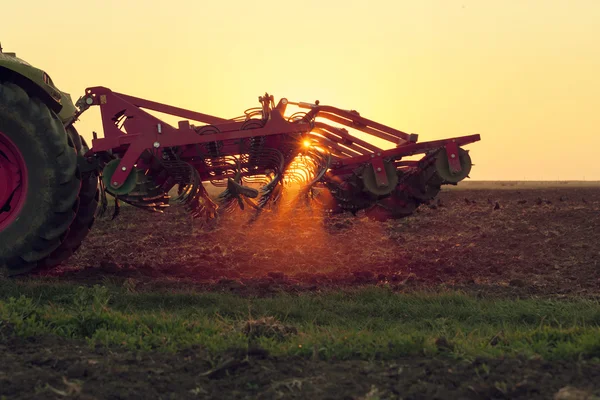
[
  {"left": 107, "top": 142, "right": 146, "bottom": 188},
  {"left": 370, "top": 155, "right": 389, "bottom": 187},
  {"left": 445, "top": 141, "right": 462, "bottom": 173}
]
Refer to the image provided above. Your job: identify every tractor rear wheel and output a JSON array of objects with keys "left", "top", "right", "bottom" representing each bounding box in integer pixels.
[
  {"left": 40, "top": 129, "right": 99, "bottom": 269},
  {"left": 0, "top": 81, "right": 81, "bottom": 276}
]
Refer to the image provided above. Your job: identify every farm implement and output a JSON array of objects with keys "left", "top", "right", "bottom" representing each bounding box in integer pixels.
[{"left": 0, "top": 47, "right": 480, "bottom": 275}]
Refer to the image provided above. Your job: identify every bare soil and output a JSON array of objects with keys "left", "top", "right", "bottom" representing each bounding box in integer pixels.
[{"left": 37, "top": 186, "right": 600, "bottom": 298}]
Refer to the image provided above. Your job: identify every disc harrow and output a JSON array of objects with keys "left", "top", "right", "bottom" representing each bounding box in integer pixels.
[{"left": 71, "top": 88, "right": 480, "bottom": 223}]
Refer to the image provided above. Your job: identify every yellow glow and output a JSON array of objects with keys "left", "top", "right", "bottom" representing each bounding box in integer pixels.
[
  {"left": 303, "top": 140, "right": 311, "bottom": 148},
  {"left": 3, "top": 0, "right": 599, "bottom": 180}
]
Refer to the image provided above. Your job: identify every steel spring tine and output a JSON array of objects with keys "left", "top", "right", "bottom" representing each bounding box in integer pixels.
[
  {"left": 125, "top": 198, "right": 168, "bottom": 207},
  {"left": 184, "top": 169, "right": 201, "bottom": 206},
  {"left": 111, "top": 197, "right": 121, "bottom": 220},
  {"left": 97, "top": 180, "right": 109, "bottom": 218},
  {"left": 243, "top": 196, "right": 259, "bottom": 210},
  {"left": 174, "top": 164, "right": 196, "bottom": 203},
  {"left": 177, "top": 184, "right": 193, "bottom": 204},
  {"left": 141, "top": 194, "right": 171, "bottom": 202},
  {"left": 217, "top": 189, "right": 232, "bottom": 203}
]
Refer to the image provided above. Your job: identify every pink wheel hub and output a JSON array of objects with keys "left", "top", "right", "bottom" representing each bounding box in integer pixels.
[{"left": 0, "top": 131, "right": 28, "bottom": 231}]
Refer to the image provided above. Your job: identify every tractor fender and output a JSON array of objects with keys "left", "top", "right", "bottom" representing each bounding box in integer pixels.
[{"left": 0, "top": 52, "right": 76, "bottom": 122}]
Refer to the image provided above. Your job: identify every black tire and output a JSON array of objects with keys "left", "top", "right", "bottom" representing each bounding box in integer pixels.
[
  {"left": 40, "top": 129, "right": 99, "bottom": 269},
  {"left": 0, "top": 81, "right": 81, "bottom": 276}
]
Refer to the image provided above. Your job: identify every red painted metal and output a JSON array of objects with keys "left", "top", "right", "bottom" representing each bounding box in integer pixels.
[
  {"left": 328, "top": 134, "right": 480, "bottom": 171},
  {"left": 83, "top": 87, "right": 313, "bottom": 188},
  {"left": 0, "top": 131, "right": 28, "bottom": 231},
  {"left": 444, "top": 141, "right": 462, "bottom": 173},
  {"left": 288, "top": 102, "right": 418, "bottom": 144},
  {"left": 77, "top": 87, "right": 481, "bottom": 207},
  {"left": 370, "top": 156, "right": 389, "bottom": 187},
  {"left": 313, "top": 122, "right": 380, "bottom": 153}
]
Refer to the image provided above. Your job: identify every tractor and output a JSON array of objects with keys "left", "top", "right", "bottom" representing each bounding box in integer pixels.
[{"left": 0, "top": 46, "right": 480, "bottom": 276}]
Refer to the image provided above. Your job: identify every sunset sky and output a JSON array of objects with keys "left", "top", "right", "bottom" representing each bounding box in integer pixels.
[{"left": 2, "top": 0, "right": 599, "bottom": 180}]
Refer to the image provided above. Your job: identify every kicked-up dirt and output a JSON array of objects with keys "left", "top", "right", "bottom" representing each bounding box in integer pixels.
[{"left": 35, "top": 185, "right": 600, "bottom": 298}]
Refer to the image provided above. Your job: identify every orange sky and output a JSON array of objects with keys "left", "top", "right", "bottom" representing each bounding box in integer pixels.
[{"left": 2, "top": 0, "right": 599, "bottom": 180}]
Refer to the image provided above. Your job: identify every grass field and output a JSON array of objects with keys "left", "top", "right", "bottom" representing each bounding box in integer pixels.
[
  {"left": 2, "top": 282, "right": 600, "bottom": 399},
  {"left": 2, "top": 183, "right": 600, "bottom": 399},
  {"left": 3, "top": 281, "right": 599, "bottom": 360}
]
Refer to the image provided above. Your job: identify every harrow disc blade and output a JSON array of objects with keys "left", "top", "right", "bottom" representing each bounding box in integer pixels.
[
  {"left": 362, "top": 160, "right": 399, "bottom": 196},
  {"left": 435, "top": 148, "right": 472, "bottom": 183}
]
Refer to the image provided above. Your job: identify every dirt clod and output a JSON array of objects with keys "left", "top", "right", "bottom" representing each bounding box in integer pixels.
[
  {"left": 241, "top": 317, "right": 298, "bottom": 340},
  {"left": 554, "top": 386, "right": 599, "bottom": 400},
  {"left": 435, "top": 336, "right": 455, "bottom": 352},
  {"left": 509, "top": 279, "right": 527, "bottom": 288}
]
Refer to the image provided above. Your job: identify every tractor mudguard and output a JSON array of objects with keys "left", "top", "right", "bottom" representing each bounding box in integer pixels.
[{"left": 0, "top": 49, "right": 77, "bottom": 123}]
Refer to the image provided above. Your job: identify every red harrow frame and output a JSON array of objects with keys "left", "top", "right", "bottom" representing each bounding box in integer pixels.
[{"left": 75, "top": 87, "right": 480, "bottom": 221}]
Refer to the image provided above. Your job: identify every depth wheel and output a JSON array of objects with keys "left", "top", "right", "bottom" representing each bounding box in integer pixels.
[{"left": 0, "top": 81, "right": 81, "bottom": 276}]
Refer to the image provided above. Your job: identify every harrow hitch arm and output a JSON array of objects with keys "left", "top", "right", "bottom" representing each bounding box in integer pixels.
[
  {"left": 288, "top": 101, "right": 419, "bottom": 145},
  {"left": 115, "top": 92, "right": 231, "bottom": 126},
  {"left": 313, "top": 122, "right": 381, "bottom": 153}
]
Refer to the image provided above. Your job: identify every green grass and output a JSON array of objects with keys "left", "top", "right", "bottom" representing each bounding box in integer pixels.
[{"left": 1, "top": 280, "right": 600, "bottom": 361}]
